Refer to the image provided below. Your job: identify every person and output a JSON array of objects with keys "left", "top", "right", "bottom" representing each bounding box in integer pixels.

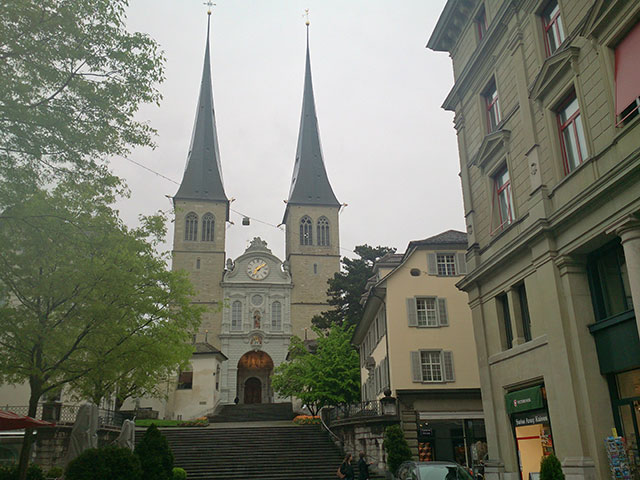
[
  {"left": 358, "top": 452, "right": 373, "bottom": 480},
  {"left": 337, "top": 453, "right": 354, "bottom": 480}
]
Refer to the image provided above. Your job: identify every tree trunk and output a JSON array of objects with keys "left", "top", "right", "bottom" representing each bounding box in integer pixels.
[{"left": 17, "top": 384, "right": 41, "bottom": 480}]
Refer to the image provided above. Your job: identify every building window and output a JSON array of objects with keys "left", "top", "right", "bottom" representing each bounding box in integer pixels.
[
  {"left": 271, "top": 301, "right": 282, "bottom": 331},
  {"left": 542, "top": 0, "right": 565, "bottom": 56},
  {"left": 421, "top": 351, "right": 443, "bottom": 382},
  {"left": 411, "top": 351, "right": 455, "bottom": 383},
  {"left": 484, "top": 79, "right": 501, "bottom": 133},
  {"left": 196, "top": 258, "right": 201, "bottom": 270},
  {"left": 497, "top": 294, "right": 513, "bottom": 349},
  {"left": 201, "top": 213, "right": 214, "bottom": 242},
  {"left": 177, "top": 370, "right": 193, "bottom": 390},
  {"left": 492, "top": 166, "right": 513, "bottom": 232},
  {"left": 615, "top": 22, "right": 640, "bottom": 126},
  {"left": 587, "top": 242, "right": 632, "bottom": 321},
  {"left": 417, "top": 298, "right": 438, "bottom": 327},
  {"left": 231, "top": 301, "right": 242, "bottom": 331},
  {"left": 300, "top": 216, "right": 313, "bottom": 245},
  {"left": 185, "top": 212, "right": 198, "bottom": 241},
  {"left": 407, "top": 297, "right": 449, "bottom": 327},
  {"left": 557, "top": 93, "right": 587, "bottom": 174},
  {"left": 517, "top": 284, "right": 532, "bottom": 342},
  {"left": 437, "top": 253, "right": 457, "bottom": 276},
  {"left": 215, "top": 365, "right": 220, "bottom": 391},
  {"left": 476, "top": 5, "right": 487, "bottom": 42},
  {"left": 317, "top": 217, "right": 330, "bottom": 246}
]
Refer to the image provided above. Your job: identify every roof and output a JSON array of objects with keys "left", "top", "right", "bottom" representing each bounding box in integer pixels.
[
  {"left": 193, "top": 342, "right": 228, "bottom": 360},
  {"left": 376, "top": 253, "right": 403, "bottom": 268},
  {"left": 175, "top": 16, "right": 228, "bottom": 207},
  {"left": 284, "top": 28, "right": 339, "bottom": 216},
  {"left": 407, "top": 230, "right": 467, "bottom": 249},
  {"left": 426, "top": 1, "right": 475, "bottom": 53}
]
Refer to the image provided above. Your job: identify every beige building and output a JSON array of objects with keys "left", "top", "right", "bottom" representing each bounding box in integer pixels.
[
  {"left": 353, "top": 231, "right": 486, "bottom": 471},
  {"left": 428, "top": 1, "right": 640, "bottom": 479}
]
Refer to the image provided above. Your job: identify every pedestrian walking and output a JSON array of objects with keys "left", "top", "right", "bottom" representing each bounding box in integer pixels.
[
  {"left": 337, "top": 453, "right": 355, "bottom": 480},
  {"left": 358, "top": 452, "right": 373, "bottom": 480}
]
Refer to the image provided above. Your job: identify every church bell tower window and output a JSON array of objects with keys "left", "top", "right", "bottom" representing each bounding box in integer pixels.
[
  {"left": 317, "top": 217, "right": 330, "bottom": 246},
  {"left": 300, "top": 216, "right": 313, "bottom": 245},
  {"left": 201, "top": 213, "right": 214, "bottom": 242},
  {"left": 185, "top": 212, "right": 199, "bottom": 241}
]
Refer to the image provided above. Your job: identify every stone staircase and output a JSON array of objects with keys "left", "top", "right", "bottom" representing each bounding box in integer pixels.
[
  {"left": 207, "top": 402, "right": 294, "bottom": 423},
  {"left": 136, "top": 424, "right": 345, "bottom": 479}
]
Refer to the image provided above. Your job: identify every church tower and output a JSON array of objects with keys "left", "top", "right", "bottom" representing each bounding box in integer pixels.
[
  {"left": 172, "top": 13, "right": 228, "bottom": 346},
  {"left": 284, "top": 26, "right": 341, "bottom": 337}
]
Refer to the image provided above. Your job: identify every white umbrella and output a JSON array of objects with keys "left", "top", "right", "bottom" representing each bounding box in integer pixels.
[
  {"left": 115, "top": 419, "right": 135, "bottom": 451},
  {"left": 64, "top": 404, "right": 98, "bottom": 466}
]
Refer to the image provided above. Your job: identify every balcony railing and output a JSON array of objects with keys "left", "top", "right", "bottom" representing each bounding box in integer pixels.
[
  {"left": 325, "top": 400, "right": 384, "bottom": 423},
  {"left": 1, "top": 404, "right": 125, "bottom": 428}
]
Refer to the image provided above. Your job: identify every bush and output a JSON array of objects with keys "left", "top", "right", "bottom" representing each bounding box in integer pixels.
[
  {"left": 172, "top": 467, "right": 187, "bottom": 480},
  {"left": 45, "top": 466, "right": 63, "bottom": 479},
  {"left": 65, "top": 446, "right": 142, "bottom": 480},
  {"left": 540, "top": 454, "right": 565, "bottom": 480},
  {"left": 383, "top": 425, "right": 412, "bottom": 475},
  {"left": 0, "top": 464, "right": 45, "bottom": 480},
  {"left": 134, "top": 424, "right": 174, "bottom": 480}
]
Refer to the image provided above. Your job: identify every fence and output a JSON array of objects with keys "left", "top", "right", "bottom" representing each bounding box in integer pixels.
[
  {"left": 1, "top": 404, "right": 125, "bottom": 428},
  {"left": 324, "top": 400, "right": 384, "bottom": 424}
]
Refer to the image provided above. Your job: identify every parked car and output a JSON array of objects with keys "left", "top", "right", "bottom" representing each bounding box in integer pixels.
[{"left": 395, "top": 461, "right": 474, "bottom": 480}]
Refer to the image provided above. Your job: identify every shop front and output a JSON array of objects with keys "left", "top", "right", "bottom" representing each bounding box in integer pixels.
[
  {"left": 505, "top": 385, "right": 554, "bottom": 480},
  {"left": 609, "top": 368, "right": 640, "bottom": 468}
]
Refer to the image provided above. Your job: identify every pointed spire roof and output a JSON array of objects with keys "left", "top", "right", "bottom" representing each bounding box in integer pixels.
[
  {"left": 286, "top": 26, "right": 339, "bottom": 210},
  {"left": 175, "top": 14, "right": 228, "bottom": 207}
]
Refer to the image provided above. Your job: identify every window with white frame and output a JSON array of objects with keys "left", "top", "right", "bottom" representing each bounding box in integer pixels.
[
  {"left": 420, "top": 351, "right": 443, "bottom": 382},
  {"left": 271, "top": 301, "right": 282, "bottom": 330},
  {"left": 416, "top": 298, "right": 438, "bottom": 327},
  {"left": 231, "top": 301, "right": 242, "bottom": 331},
  {"left": 407, "top": 297, "right": 449, "bottom": 327},
  {"left": 557, "top": 93, "right": 587, "bottom": 174},
  {"left": 492, "top": 166, "right": 513, "bottom": 232},
  {"left": 437, "top": 253, "right": 457, "bottom": 276},
  {"left": 411, "top": 351, "right": 455, "bottom": 383}
]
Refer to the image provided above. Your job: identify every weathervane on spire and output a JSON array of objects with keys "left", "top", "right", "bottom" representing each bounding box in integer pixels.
[
  {"left": 303, "top": 8, "right": 310, "bottom": 26},
  {"left": 204, "top": 1, "right": 215, "bottom": 15}
]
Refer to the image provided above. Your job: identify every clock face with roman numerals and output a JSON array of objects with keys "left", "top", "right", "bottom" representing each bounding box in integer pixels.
[{"left": 247, "top": 258, "right": 269, "bottom": 280}]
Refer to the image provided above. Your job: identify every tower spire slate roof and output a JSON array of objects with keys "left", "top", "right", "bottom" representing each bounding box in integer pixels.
[
  {"left": 175, "top": 14, "right": 228, "bottom": 206},
  {"left": 286, "top": 27, "right": 340, "bottom": 209}
]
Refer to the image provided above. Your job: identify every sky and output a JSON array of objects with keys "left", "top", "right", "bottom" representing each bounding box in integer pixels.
[{"left": 117, "top": 0, "right": 459, "bottom": 262}]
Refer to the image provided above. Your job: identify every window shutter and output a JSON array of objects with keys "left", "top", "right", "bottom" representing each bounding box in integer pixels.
[
  {"left": 411, "top": 351, "right": 422, "bottom": 382},
  {"left": 427, "top": 253, "right": 437, "bottom": 275},
  {"left": 437, "top": 298, "right": 449, "bottom": 326},
  {"left": 456, "top": 253, "right": 467, "bottom": 274},
  {"left": 443, "top": 351, "right": 455, "bottom": 382},
  {"left": 406, "top": 298, "right": 418, "bottom": 326}
]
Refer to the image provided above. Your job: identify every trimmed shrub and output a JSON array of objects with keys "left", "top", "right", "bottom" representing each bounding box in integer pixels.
[
  {"left": 45, "top": 466, "right": 63, "bottom": 479},
  {"left": 134, "top": 424, "right": 174, "bottom": 480},
  {"left": 540, "top": 454, "right": 565, "bottom": 480},
  {"left": 383, "top": 425, "right": 412, "bottom": 475},
  {"left": 172, "top": 467, "right": 187, "bottom": 480},
  {"left": 65, "top": 446, "right": 142, "bottom": 480},
  {"left": 292, "top": 415, "right": 321, "bottom": 425},
  {"left": 0, "top": 464, "right": 45, "bottom": 480}
]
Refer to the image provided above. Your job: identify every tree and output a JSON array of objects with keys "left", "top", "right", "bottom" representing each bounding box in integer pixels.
[
  {"left": 383, "top": 425, "right": 412, "bottom": 475},
  {"left": 0, "top": 0, "right": 164, "bottom": 207},
  {"left": 312, "top": 245, "right": 396, "bottom": 329},
  {"left": 0, "top": 179, "right": 202, "bottom": 479},
  {"left": 272, "top": 325, "right": 360, "bottom": 414},
  {"left": 134, "top": 425, "right": 174, "bottom": 480},
  {"left": 540, "top": 454, "right": 565, "bottom": 480}
]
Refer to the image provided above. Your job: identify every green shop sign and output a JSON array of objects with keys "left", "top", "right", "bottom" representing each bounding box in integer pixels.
[{"left": 505, "top": 386, "right": 544, "bottom": 414}]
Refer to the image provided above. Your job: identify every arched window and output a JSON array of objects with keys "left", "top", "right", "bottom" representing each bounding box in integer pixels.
[
  {"left": 185, "top": 212, "right": 198, "bottom": 241},
  {"left": 300, "top": 216, "right": 313, "bottom": 245},
  {"left": 317, "top": 217, "right": 330, "bottom": 246},
  {"left": 231, "top": 301, "right": 242, "bottom": 331},
  {"left": 201, "top": 213, "right": 214, "bottom": 242},
  {"left": 271, "top": 301, "right": 282, "bottom": 331}
]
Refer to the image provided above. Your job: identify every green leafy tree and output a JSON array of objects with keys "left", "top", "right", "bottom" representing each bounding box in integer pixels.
[
  {"left": 134, "top": 425, "right": 174, "bottom": 480},
  {"left": 0, "top": 179, "right": 202, "bottom": 480},
  {"left": 272, "top": 325, "right": 360, "bottom": 414},
  {"left": 540, "top": 454, "right": 565, "bottom": 480},
  {"left": 0, "top": 0, "right": 164, "bottom": 207},
  {"left": 383, "top": 425, "right": 412, "bottom": 475},
  {"left": 312, "top": 245, "right": 396, "bottom": 329},
  {"left": 65, "top": 446, "right": 142, "bottom": 480}
]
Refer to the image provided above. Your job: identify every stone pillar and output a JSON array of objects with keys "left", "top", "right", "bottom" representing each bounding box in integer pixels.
[{"left": 609, "top": 216, "right": 640, "bottom": 338}]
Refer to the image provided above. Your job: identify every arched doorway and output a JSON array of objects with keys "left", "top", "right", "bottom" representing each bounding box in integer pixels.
[
  {"left": 236, "top": 351, "right": 274, "bottom": 404},
  {"left": 244, "top": 377, "right": 262, "bottom": 404}
]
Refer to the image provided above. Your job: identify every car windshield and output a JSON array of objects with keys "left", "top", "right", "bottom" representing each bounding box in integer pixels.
[{"left": 417, "top": 465, "right": 473, "bottom": 480}]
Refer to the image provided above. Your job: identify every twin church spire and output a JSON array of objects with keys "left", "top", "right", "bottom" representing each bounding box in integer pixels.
[{"left": 175, "top": 17, "right": 339, "bottom": 213}]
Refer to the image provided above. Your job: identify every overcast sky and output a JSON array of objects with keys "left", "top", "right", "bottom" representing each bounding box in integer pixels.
[{"left": 116, "top": 0, "right": 458, "bottom": 262}]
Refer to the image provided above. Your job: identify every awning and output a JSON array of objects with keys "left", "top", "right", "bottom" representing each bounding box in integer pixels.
[
  {"left": 0, "top": 410, "right": 55, "bottom": 431},
  {"left": 505, "top": 386, "right": 544, "bottom": 415}
]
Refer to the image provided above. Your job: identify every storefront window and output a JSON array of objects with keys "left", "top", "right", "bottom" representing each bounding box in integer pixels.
[{"left": 614, "top": 369, "right": 640, "bottom": 469}]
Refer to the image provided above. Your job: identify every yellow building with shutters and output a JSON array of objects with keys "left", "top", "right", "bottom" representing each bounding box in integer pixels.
[{"left": 352, "top": 230, "right": 486, "bottom": 470}]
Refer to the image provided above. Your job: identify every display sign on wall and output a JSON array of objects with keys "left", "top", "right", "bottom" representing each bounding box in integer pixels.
[{"left": 505, "top": 386, "right": 544, "bottom": 414}]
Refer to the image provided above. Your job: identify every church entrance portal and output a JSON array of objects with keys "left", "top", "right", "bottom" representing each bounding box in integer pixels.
[
  {"left": 236, "top": 351, "right": 274, "bottom": 404},
  {"left": 244, "top": 377, "right": 262, "bottom": 404}
]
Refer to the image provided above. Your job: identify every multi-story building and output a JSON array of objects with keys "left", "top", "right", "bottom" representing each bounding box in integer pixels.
[
  {"left": 428, "top": 1, "right": 640, "bottom": 479},
  {"left": 353, "top": 231, "right": 486, "bottom": 472}
]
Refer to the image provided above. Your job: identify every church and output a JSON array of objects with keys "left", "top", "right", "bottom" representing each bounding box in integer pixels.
[{"left": 162, "top": 15, "right": 341, "bottom": 420}]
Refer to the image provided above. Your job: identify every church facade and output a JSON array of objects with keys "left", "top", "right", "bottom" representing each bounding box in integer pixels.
[{"left": 162, "top": 19, "right": 341, "bottom": 420}]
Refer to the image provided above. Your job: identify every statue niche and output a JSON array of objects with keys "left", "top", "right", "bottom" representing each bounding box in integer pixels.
[{"left": 253, "top": 310, "right": 261, "bottom": 330}]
